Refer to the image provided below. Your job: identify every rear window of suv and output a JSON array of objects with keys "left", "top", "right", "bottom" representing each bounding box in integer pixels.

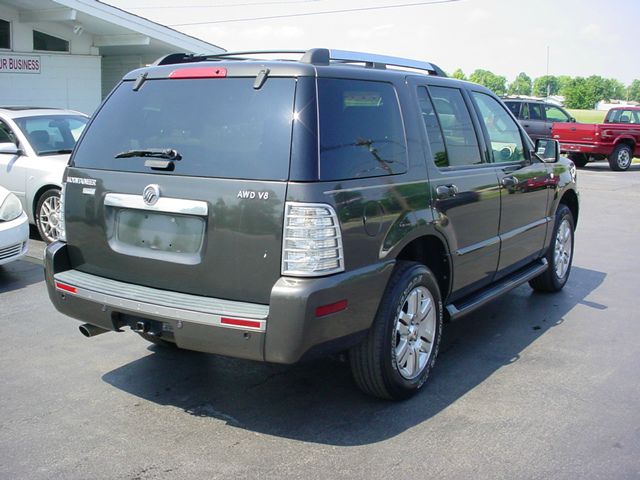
[{"left": 72, "top": 77, "right": 296, "bottom": 180}]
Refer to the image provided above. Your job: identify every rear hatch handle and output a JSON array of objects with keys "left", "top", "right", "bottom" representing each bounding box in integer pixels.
[{"left": 115, "top": 148, "right": 182, "bottom": 170}]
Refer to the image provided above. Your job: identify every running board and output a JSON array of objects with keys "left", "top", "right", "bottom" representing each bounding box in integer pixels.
[{"left": 446, "top": 258, "right": 548, "bottom": 321}]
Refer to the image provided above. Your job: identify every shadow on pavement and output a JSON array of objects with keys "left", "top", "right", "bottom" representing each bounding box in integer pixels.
[
  {"left": 579, "top": 163, "right": 640, "bottom": 172},
  {"left": 0, "top": 259, "right": 43, "bottom": 293},
  {"left": 103, "top": 265, "right": 606, "bottom": 446}
]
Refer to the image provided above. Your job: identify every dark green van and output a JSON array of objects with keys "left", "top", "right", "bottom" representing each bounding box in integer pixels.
[{"left": 45, "top": 49, "right": 578, "bottom": 399}]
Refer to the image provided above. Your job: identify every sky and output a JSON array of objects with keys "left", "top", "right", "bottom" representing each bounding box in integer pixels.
[{"left": 106, "top": 0, "right": 640, "bottom": 85}]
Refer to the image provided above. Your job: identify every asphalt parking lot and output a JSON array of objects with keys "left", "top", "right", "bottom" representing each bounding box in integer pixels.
[{"left": 1, "top": 162, "right": 639, "bottom": 480}]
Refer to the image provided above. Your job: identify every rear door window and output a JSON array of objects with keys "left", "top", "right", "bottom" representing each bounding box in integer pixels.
[
  {"left": 72, "top": 77, "right": 296, "bottom": 180},
  {"left": 505, "top": 101, "right": 521, "bottom": 118},
  {"left": 427, "top": 86, "right": 483, "bottom": 168},
  {"left": 522, "top": 103, "right": 543, "bottom": 120},
  {"left": 318, "top": 78, "right": 407, "bottom": 180}
]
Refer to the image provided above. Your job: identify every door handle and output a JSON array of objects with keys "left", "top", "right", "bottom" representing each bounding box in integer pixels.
[
  {"left": 436, "top": 184, "right": 458, "bottom": 199},
  {"left": 501, "top": 176, "right": 518, "bottom": 188}
]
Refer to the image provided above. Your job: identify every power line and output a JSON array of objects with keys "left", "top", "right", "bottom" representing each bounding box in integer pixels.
[
  {"left": 167, "top": 0, "right": 464, "bottom": 27},
  {"left": 127, "top": 0, "right": 321, "bottom": 10}
]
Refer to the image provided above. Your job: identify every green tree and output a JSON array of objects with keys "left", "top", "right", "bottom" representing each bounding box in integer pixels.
[
  {"left": 557, "top": 75, "right": 573, "bottom": 96},
  {"left": 469, "top": 69, "right": 507, "bottom": 95},
  {"left": 564, "top": 77, "right": 591, "bottom": 109},
  {"left": 628, "top": 79, "right": 640, "bottom": 102},
  {"left": 508, "top": 72, "right": 532, "bottom": 95},
  {"left": 451, "top": 68, "right": 466, "bottom": 80},
  {"left": 532, "top": 75, "right": 559, "bottom": 96},
  {"left": 604, "top": 78, "right": 626, "bottom": 100}
]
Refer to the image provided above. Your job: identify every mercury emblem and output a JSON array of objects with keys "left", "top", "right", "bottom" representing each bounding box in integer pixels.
[{"left": 143, "top": 184, "right": 160, "bottom": 206}]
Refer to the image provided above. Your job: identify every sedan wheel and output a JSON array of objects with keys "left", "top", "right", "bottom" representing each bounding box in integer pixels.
[{"left": 36, "top": 189, "right": 62, "bottom": 243}]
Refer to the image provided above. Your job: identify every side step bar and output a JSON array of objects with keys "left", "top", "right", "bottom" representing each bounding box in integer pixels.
[{"left": 446, "top": 258, "right": 548, "bottom": 321}]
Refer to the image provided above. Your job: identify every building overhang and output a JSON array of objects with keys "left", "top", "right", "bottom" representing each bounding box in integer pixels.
[{"left": 3, "top": 0, "right": 224, "bottom": 57}]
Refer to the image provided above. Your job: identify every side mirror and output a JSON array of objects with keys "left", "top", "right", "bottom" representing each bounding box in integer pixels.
[
  {"left": 569, "top": 117, "right": 576, "bottom": 123},
  {"left": 534, "top": 138, "right": 560, "bottom": 163},
  {"left": 0, "top": 142, "right": 21, "bottom": 155}
]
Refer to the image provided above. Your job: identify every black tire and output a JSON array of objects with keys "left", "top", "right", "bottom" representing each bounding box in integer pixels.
[
  {"left": 35, "top": 188, "right": 62, "bottom": 244},
  {"left": 529, "top": 204, "right": 575, "bottom": 293},
  {"left": 137, "top": 332, "right": 178, "bottom": 348},
  {"left": 568, "top": 153, "right": 588, "bottom": 168},
  {"left": 349, "top": 261, "right": 443, "bottom": 400},
  {"left": 608, "top": 144, "right": 633, "bottom": 171}
]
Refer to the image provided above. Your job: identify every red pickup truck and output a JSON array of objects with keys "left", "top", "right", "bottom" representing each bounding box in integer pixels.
[{"left": 552, "top": 106, "right": 640, "bottom": 171}]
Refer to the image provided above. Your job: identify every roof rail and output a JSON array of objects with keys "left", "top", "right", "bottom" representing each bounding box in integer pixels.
[{"left": 153, "top": 48, "right": 446, "bottom": 76}]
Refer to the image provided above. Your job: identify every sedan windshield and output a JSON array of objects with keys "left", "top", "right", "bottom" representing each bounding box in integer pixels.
[{"left": 13, "top": 115, "right": 88, "bottom": 156}]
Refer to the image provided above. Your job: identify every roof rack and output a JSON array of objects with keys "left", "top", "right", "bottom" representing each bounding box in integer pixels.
[{"left": 153, "top": 48, "right": 446, "bottom": 77}]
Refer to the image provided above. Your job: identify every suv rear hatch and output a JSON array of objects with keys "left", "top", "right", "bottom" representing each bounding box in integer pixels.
[{"left": 65, "top": 70, "right": 299, "bottom": 304}]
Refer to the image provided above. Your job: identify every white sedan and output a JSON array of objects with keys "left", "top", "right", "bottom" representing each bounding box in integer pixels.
[
  {"left": 0, "top": 185, "right": 29, "bottom": 265},
  {"left": 0, "top": 107, "right": 88, "bottom": 243}
]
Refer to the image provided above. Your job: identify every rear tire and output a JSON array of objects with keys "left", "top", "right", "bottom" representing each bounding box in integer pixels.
[
  {"left": 568, "top": 153, "right": 588, "bottom": 168},
  {"left": 35, "top": 188, "right": 62, "bottom": 244},
  {"left": 608, "top": 144, "right": 632, "bottom": 171},
  {"left": 529, "top": 204, "right": 574, "bottom": 292},
  {"left": 349, "top": 261, "right": 443, "bottom": 400}
]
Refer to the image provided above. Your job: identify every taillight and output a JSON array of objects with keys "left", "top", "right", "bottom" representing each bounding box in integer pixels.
[
  {"left": 58, "top": 183, "right": 66, "bottom": 242},
  {"left": 282, "top": 202, "right": 344, "bottom": 276}
]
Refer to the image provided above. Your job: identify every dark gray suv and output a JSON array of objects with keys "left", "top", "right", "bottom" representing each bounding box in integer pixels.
[
  {"left": 45, "top": 49, "right": 579, "bottom": 400},
  {"left": 504, "top": 98, "right": 576, "bottom": 141}
]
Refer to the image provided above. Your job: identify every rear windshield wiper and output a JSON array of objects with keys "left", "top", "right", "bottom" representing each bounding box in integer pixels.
[{"left": 115, "top": 148, "right": 182, "bottom": 160}]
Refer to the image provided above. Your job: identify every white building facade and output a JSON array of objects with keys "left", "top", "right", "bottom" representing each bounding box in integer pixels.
[{"left": 0, "top": 0, "right": 223, "bottom": 115}]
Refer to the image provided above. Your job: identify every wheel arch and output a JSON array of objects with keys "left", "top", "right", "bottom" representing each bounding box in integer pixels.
[
  {"left": 614, "top": 137, "right": 636, "bottom": 151},
  {"left": 32, "top": 184, "right": 61, "bottom": 218},
  {"left": 395, "top": 234, "right": 452, "bottom": 301},
  {"left": 559, "top": 188, "right": 579, "bottom": 228}
]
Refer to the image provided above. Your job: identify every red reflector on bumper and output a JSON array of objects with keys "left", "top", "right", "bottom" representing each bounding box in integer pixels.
[
  {"left": 169, "top": 67, "right": 227, "bottom": 79},
  {"left": 220, "top": 317, "right": 262, "bottom": 329},
  {"left": 315, "top": 299, "right": 348, "bottom": 317},
  {"left": 55, "top": 282, "right": 77, "bottom": 294}
]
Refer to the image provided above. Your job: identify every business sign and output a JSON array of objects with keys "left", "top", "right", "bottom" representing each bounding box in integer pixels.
[{"left": 0, "top": 54, "right": 41, "bottom": 74}]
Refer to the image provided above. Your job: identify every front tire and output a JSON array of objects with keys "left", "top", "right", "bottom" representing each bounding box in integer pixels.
[
  {"left": 608, "top": 144, "right": 632, "bottom": 171},
  {"left": 529, "top": 204, "right": 575, "bottom": 292},
  {"left": 350, "top": 262, "right": 443, "bottom": 400},
  {"left": 35, "top": 188, "right": 62, "bottom": 244},
  {"left": 568, "top": 153, "right": 588, "bottom": 168}
]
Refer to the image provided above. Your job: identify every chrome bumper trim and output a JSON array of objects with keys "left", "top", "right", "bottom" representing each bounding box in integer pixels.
[{"left": 54, "top": 270, "right": 267, "bottom": 332}]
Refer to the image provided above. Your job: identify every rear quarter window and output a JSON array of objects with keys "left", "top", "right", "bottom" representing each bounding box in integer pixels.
[{"left": 318, "top": 78, "right": 407, "bottom": 181}]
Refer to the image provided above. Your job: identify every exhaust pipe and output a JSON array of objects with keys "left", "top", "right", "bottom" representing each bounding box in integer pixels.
[{"left": 79, "top": 323, "right": 110, "bottom": 338}]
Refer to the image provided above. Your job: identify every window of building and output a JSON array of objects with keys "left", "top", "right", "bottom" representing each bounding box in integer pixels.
[
  {"left": 0, "top": 19, "right": 10, "bottom": 49},
  {"left": 33, "top": 30, "right": 69, "bottom": 52}
]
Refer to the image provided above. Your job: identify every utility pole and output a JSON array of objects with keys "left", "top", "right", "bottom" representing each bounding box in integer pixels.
[{"left": 546, "top": 46, "right": 550, "bottom": 98}]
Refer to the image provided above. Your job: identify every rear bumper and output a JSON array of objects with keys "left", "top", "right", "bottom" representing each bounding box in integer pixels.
[
  {"left": 0, "top": 212, "right": 29, "bottom": 265},
  {"left": 45, "top": 241, "right": 393, "bottom": 363}
]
